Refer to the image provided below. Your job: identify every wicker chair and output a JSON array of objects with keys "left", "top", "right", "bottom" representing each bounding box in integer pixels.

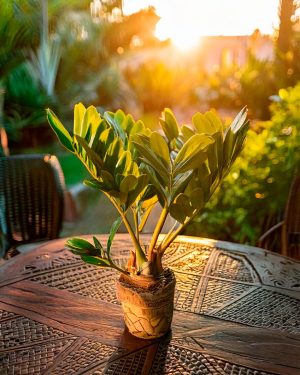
[
  {"left": 0, "top": 154, "right": 65, "bottom": 259},
  {"left": 258, "top": 174, "right": 300, "bottom": 259}
]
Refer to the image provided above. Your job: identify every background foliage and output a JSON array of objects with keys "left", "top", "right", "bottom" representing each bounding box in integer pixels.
[
  {"left": 186, "top": 83, "right": 300, "bottom": 244},
  {"left": 1, "top": 0, "right": 299, "bottom": 247}
]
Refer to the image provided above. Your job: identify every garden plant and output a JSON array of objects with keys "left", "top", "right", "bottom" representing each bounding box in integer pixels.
[{"left": 47, "top": 103, "right": 248, "bottom": 338}]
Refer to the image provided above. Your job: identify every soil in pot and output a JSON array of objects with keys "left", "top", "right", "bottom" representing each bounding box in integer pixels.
[{"left": 116, "top": 268, "right": 176, "bottom": 339}]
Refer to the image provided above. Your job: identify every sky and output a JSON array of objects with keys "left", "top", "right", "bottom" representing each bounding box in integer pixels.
[{"left": 123, "top": 0, "right": 280, "bottom": 50}]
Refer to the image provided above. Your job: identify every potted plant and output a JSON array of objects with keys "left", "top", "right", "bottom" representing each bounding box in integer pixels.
[{"left": 47, "top": 103, "right": 248, "bottom": 339}]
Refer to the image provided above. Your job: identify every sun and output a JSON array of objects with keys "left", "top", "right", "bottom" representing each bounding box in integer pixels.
[
  {"left": 155, "top": 18, "right": 202, "bottom": 52},
  {"left": 124, "top": 0, "right": 280, "bottom": 52}
]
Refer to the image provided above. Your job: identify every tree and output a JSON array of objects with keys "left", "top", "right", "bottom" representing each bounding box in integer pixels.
[
  {"left": 276, "top": 0, "right": 300, "bottom": 86},
  {"left": 277, "top": 0, "right": 296, "bottom": 53}
]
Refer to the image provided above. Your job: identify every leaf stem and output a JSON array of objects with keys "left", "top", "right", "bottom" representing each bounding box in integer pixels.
[
  {"left": 159, "top": 211, "right": 198, "bottom": 254},
  {"left": 133, "top": 208, "right": 139, "bottom": 242},
  {"left": 148, "top": 205, "right": 168, "bottom": 261},
  {"left": 104, "top": 193, "right": 147, "bottom": 268},
  {"left": 110, "top": 261, "right": 130, "bottom": 276},
  {"left": 160, "top": 174, "right": 223, "bottom": 253}
]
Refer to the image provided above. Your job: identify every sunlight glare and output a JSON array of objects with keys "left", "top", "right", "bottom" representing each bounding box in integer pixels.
[
  {"left": 156, "top": 19, "right": 202, "bottom": 51},
  {"left": 124, "top": 0, "right": 280, "bottom": 44}
]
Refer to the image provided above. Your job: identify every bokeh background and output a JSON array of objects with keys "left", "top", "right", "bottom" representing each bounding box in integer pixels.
[{"left": 1, "top": 0, "right": 299, "bottom": 246}]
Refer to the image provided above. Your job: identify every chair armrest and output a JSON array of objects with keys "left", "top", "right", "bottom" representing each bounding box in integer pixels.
[{"left": 258, "top": 221, "right": 284, "bottom": 246}]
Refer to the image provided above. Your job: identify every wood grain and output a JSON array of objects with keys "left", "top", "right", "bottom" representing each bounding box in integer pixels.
[{"left": 1, "top": 234, "right": 299, "bottom": 374}]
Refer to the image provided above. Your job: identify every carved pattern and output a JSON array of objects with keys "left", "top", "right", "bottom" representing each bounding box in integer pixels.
[
  {"left": 210, "top": 252, "right": 259, "bottom": 283},
  {"left": 213, "top": 288, "right": 300, "bottom": 334},
  {"left": 51, "top": 339, "right": 119, "bottom": 374},
  {"left": 165, "top": 244, "right": 212, "bottom": 274},
  {"left": 164, "top": 241, "right": 197, "bottom": 257},
  {"left": 219, "top": 362, "right": 273, "bottom": 375},
  {"left": 30, "top": 266, "right": 119, "bottom": 304},
  {"left": 0, "top": 310, "right": 17, "bottom": 321},
  {"left": 0, "top": 339, "right": 72, "bottom": 375},
  {"left": 1, "top": 238, "right": 299, "bottom": 374},
  {"left": 22, "top": 249, "right": 129, "bottom": 279},
  {"left": 253, "top": 254, "right": 300, "bottom": 290},
  {"left": 201, "top": 279, "right": 256, "bottom": 314},
  {"left": 22, "top": 253, "right": 80, "bottom": 275},
  {"left": 102, "top": 347, "right": 148, "bottom": 374},
  {"left": 173, "top": 272, "right": 201, "bottom": 312},
  {"left": 0, "top": 315, "right": 74, "bottom": 350},
  {"left": 150, "top": 340, "right": 273, "bottom": 375}
]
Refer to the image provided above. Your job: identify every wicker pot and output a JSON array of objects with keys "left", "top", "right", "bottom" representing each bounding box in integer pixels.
[{"left": 116, "top": 268, "right": 176, "bottom": 339}]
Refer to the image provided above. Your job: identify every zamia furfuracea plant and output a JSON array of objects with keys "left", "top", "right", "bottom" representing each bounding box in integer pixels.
[{"left": 47, "top": 104, "right": 248, "bottom": 277}]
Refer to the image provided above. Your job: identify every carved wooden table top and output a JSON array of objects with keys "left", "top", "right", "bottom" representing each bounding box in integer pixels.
[{"left": 0, "top": 234, "right": 300, "bottom": 375}]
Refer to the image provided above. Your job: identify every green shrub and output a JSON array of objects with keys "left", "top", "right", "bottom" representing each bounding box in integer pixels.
[{"left": 187, "top": 83, "right": 300, "bottom": 244}]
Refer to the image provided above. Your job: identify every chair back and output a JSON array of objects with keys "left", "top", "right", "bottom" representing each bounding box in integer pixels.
[
  {"left": 282, "top": 173, "right": 300, "bottom": 258},
  {"left": 0, "top": 154, "right": 65, "bottom": 257}
]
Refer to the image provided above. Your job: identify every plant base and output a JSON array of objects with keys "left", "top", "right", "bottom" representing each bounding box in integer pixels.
[{"left": 116, "top": 268, "right": 176, "bottom": 339}]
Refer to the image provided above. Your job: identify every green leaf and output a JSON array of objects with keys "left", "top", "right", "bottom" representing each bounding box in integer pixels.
[
  {"left": 74, "top": 103, "right": 86, "bottom": 136},
  {"left": 206, "top": 130, "right": 223, "bottom": 181},
  {"left": 132, "top": 135, "right": 170, "bottom": 185},
  {"left": 138, "top": 196, "right": 158, "bottom": 232},
  {"left": 169, "top": 202, "right": 187, "bottom": 223},
  {"left": 107, "top": 216, "right": 122, "bottom": 258},
  {"left": 46, "top": 109, "right": 74, "bottom": 152},
  {"left": 115, "top": 150, "right": 132, "bottom": 176},
  {"left": 126, "top": 174, "right": 149, "bottom": 207},
  {"left": 80, "top": 255, "right": 111, "bottom": 267},
  {"left": 126, "top": 159, "right": 139, "bottom": 177},
  {"left": 66, "top": 237, "right": 95, "bottom": 251},
  {"left": 174, "top": 193, "right": 194, "bottom": 217},
  {"left": 174, "top": 134, "right": 214, "bottom": 175},
  {"left": 74, "top": 135, "right": 103, "bottom": 178},
  {"left": 175, "top": 134, "right": 213, "bottom": 165},
  {"left": 142, "top": 164, "right": 167, "bottom": 206},
  {"left": 89, "top": 119, "right": 106, "bottom": 150},
  {"left": 130, "top": 120, "right": 146, "bottom": 136},
  {"left": 120, "top": 175, "right": 138, "bottom": 193},
  {"left": 188, "top": 164, "right": 212, "bottom": 201},
  {"left": 103, "top": 138, "right": 122, "bottom": 172},
  {"left": 207, "top": 142, "right": 218, "bottom": 179},
  {"left": 93, "top": 236, "right": 104, "bottom": 251},
  {"left": 229, "top": 126, "right": 248, "bottom": 167},
  {"left": 223, "top": 128, "right": 235, "bottom": 168},
  {"left": 104, "top": 111, "right": 127, "bottom": 143},
  {"left": 198, "top": 173, "right": 212, "bottom": 202},
  {"left": 181, "top": 125, "right": 195, "bottom": 141},
  {"left": 190, "top": 188, "right": 204, "bottom": 210},
  {"left": 80, "top": 105, "right": 102, "bottom": 140},
  {"left": 66, "top": 237, "right": 101, "bottom": 256},
  {"left": 99, "top": 170, "right": 115, "bottom": 188},
  {"left": 83, "top": 179, "right": 106, "bottom": 191},
  {"left": 205, "top": 111, "right": 223, "bottom": 132},
  {"left": 192, "top": 112, "right": 218, "bottom": 134},
  {"left": 123, "top": 114, "right": 135, "bottom": 134},
  {"left": 223, "top": 115, "right": 249, "bottom": 175},
  {"left": 170, "top": 170, "right": 193, "bottom": 203},
  {"left": 150, "top": 132, "right": 170, "bottom": 166},
  {"left": 230, "top": 107, "right": 248, "bottom": 134},
  {"left": 115, "top": 109, "right": 125, "bottom": 129},
  {"left": 99, "top": 128, "right": 114, "bottom": 154},
  {"left": 160, "top": 108, "right": 179, "bottom": 141}
]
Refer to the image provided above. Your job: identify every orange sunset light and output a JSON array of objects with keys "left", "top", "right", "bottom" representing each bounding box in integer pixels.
[{"left": 123, "top": 0, "right": 280, "bottom": 51}]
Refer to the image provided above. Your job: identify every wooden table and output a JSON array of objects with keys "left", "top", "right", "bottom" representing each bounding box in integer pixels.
[{"left": 0, "top": 234, "right": 300, "bottom": 375}]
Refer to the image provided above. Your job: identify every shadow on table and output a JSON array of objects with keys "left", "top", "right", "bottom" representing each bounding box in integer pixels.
[{"left": 103, "top": 328, "right": 172, "bottom": 374}]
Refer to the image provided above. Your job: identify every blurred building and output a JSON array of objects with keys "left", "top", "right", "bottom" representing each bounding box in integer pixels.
[{"left": 198, "top": 32, "right": 274, "bottom": 71}]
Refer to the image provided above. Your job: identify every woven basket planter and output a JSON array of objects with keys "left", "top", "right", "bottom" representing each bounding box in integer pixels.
[{"left": 116, "top": 268, "right": 176, "bottom": 339}]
